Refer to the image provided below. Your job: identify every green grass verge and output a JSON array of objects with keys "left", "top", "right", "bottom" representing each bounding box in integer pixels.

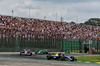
[{"left": 75, "top": 56, "right": 100, "bottom": 62}]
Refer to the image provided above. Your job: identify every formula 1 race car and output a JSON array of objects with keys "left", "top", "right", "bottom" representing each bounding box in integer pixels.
[
  {"left": 47, "top": 53, "right": 77, "bottom": 61},
  {"left": 20, "top": 49, "right": 32, "bottom": 56},
  {"left": 34, "top": 49, "right": 48, "bottom": 54}
]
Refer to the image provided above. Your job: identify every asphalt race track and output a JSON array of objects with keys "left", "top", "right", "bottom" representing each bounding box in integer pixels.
[
  {"left": 0, "top": 53, "right": 100, "bottom": 66},
  {"left": 0, "top": 53, "right": 100, "bottom": 60},
  {"left": 0, "top": 54, "right": 47, "bottom": 60}
]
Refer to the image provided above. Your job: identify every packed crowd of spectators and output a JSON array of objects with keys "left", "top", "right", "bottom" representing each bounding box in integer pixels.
[{"left": 0, "top": 15, "right": 100, "bottom": 41}]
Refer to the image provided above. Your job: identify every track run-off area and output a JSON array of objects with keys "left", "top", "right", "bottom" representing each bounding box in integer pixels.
[{"left": 0, "top": 52, "right": 100, "bottom": 66}]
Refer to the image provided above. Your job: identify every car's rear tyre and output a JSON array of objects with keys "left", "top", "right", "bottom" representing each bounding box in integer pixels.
[
  {"left": 35, "top": 52, "right": 38, "bottom": 54},
  {"left": 47, "top": 54, "right": 52, "bottom": 60},
  {"left": 30, "top": 53, "right": 32, "bottom": 56},
  {"left": 46, "top": 52, "right": 48, "bottom": 54},
  {"left": 70, "top": 56, "right": 75, "bottom": 61}
]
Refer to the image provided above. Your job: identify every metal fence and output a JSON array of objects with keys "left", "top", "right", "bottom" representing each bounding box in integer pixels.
[{"left": 0, "top": 33, "right": 100, "bottom": 53}]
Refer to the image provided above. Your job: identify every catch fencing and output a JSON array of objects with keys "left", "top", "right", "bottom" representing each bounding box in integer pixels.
[{"left": 0, "top": 33, "right": 100, "bottom": 53}]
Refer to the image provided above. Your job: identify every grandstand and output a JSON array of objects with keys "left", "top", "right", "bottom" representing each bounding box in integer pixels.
[{"left": 0, "top": 14, "right": 100, "bottom": 53}]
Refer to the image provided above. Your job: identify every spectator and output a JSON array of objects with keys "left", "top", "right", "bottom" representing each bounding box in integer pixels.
[{"left": 0, "top": 14, "right": 100, "bottom": 41}]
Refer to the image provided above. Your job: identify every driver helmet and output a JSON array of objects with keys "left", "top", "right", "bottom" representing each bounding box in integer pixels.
[{"left": 58, "top": 53, "right": 61, "bottom": 55}]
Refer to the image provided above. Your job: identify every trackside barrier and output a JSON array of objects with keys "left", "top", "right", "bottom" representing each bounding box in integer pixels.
[
  {"left": 92, "top": 51, "right": 100, "bottom": 54},
  {"left": 0, "top": 33, "right": 100, "bottom": 52}
]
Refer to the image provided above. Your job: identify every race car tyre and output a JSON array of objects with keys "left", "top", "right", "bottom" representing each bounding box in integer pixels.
[
  {"left": 47, "top": 55, "right": 52, "bottom": 60},
  {"left": 30, "top": 53, "right": 32, "bottom": 56},
  {"left": 35, "top": 52, "right": 38, "bottom": 54},
  {"left": 43, "top": 52, "right": 45, "bottom": 54},
  {"left": 47, "top": 56, "right": 52, "bottom": 60},
  {"left": 70, "top": 56, "right": 75, "bottom": 61},
  {"left": 46, "top": 52, "right": 48, "bottom": 54}
]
